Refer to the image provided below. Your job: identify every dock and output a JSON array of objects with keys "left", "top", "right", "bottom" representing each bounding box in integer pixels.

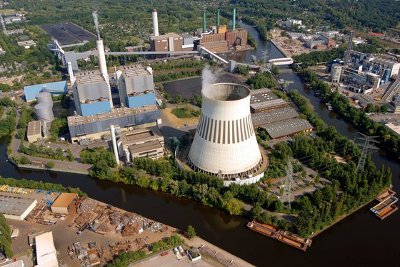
[
  {"left": 370, "top": 190, "right": 398, "bottom": 220},
  {"left": 246, "top": 221, "right": 312, "bottom": 251}
]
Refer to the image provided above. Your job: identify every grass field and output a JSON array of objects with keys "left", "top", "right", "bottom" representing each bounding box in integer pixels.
[{"left": 172, "top": 106, "right": 200, "bottom": 118}]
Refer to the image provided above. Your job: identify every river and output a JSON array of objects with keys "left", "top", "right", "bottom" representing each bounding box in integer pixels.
[{"left": 0, "top": 22, "right": 399, "bottom": 267}]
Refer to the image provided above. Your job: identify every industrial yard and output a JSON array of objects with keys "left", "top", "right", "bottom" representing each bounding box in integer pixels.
[{"left": 2, "top": 187, "right": 175, "bottom": 266}]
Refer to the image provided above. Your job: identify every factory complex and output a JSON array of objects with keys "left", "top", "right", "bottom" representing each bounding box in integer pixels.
[{"left": 150, "top": 8, "right": 249, "bottom": 53}]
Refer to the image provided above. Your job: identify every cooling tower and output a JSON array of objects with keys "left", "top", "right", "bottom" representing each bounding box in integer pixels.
[
  {"left": 188, "top": 83, "right": 263, "bottom": 181},
  {"left": 35, "top": 92, "right": 54, "bottom": 122}
]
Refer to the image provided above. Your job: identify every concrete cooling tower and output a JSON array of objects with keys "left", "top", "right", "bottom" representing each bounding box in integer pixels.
[
  {"left": 35, "top": 92, "right": 54, "bottom": 122},
  {"left": 188, "top": 83, "right": 264, "bottom": 184}
]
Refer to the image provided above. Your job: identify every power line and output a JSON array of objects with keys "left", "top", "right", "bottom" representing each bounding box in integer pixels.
[{"left": 356, "top": 133, "right": 379, "bottom": 172}]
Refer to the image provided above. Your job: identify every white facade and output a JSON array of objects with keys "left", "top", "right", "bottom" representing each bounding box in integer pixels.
[
  {"left": 331, "top": 64, "right": 342, "bottom": 83},
  {"left": 188, "top": 83, "right": 263, "bottom": 181}
]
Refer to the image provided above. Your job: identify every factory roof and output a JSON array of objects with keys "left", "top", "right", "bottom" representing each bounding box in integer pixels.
[
  {"left": 51, "top": 193, "right": 77, "bottom": 208},
  {"left": 250, "top": 88, "right": 289, "bottom": 111},
  {"left": 119, "top": 65, "right": 152, "bottom": 78},
  {"left": 129, "top": 140, "right": 163, "bottom": 154},
  {"left": 27, "top": 121, "right": 41, "bottom": 137},
  {"left": 0, "top": 193, "right": 37, "bottom": 216},
  {"left": 76, "top": 70, "right": 106, "bottom": 85},
  {"left": 250, "top": 88, "right": 278, "bottom": 103},
  {"left": 260, "top": 118, "right": 313, "bottom": 139},
  {"left": 1, "top": 260, "right": 25, "bottom": 267},
  {"left": 151, "top": 32, "right": 182, "bottom": 41},
  {"left": 369, "top": 56, "right": 399, "bottom": 65},
  {"left": 24, "top": 81, "right": 67, "bottom": 101},
  {"left": 35, "top": 232, "right": 58, "bottom": 267},
  {"left": 120, "top": 127, "right": 162, "bottom": 145},
  {"left": 67, "top": 106, "right": 158, "bottom": 126},
  {"left": 252, "top": 107, "right": 299, "bottom": 127}
]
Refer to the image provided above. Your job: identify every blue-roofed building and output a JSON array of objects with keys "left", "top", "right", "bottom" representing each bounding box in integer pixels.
[
  {"left": 24, "top": 81, "right": 68, "bottom": 102},
  {"left": 118, "top": 65, "right": 156, "bottom": 108},
  {"left": 73, "top": 70, "right": 112, "bottom": 116}
]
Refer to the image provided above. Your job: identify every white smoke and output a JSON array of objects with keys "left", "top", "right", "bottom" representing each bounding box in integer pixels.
[
  {"left": 92, "top": 11, "right": 100, "bottom": 40},
  {"left": 201, "top": 65, "right": 221, "bottom": 89}
]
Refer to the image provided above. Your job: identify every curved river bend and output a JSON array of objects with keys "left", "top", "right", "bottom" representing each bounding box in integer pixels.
[{"left": 0, "top": 22, "right": 398, "bottom": 267}]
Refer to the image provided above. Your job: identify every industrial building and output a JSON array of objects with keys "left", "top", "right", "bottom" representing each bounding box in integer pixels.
[
  {"left": 72, "top": 70, "right": 112, "bottom": 116},
  {"left": 188, "top": 83, "right": 264, "bottom": 184},
  {"left": 34, "top": 232, "right": 58, "bottom": 267},
  {"left": 117, "top": 65, "right": 156, "bottom": 108},
  {"left": 118, "top": 127, "right": 164, "bottom": 162},
  {"left": 252, "top": 106, "right": 299, "bottom": 127},
  {"left": 0, "top": 193, "right": 37, "bottom": 221},
  {"left": 67, "top": 106, "right": 161, "bottom": 143},
  {"left": 331, "top": 64, "right": 343, "bottom": 83},
  {"left": 24, "top": 81, "right": 67, "bottom": 102},
  {"left": 50, "top": 193, "right": 77, "bottom": 214},
  {"left": 1, "top": 260, "right": 25, "bottom": 267},
  {"left": 27, "top": 120, "right": 42, "bottom": 143},
  {"left": 250, "top": 88, "right": 289, "bottom": 113},
  {"left": 259, "top": 118, "right": 313, "bottom": 139},
  {"left": 151, "top": 32, "right": 194, "bottom": 52}
]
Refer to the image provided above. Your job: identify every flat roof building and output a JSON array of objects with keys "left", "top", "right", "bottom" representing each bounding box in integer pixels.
[
  {"left": 117, "top": 65, "right": 156, "bottom": 109},
  {"left": 252, "top": 106, "right": 299, "bottom": 127},
  {"left": 259, "top": 118, "right": 313, "bottom": 139},
  {"left": 50, "top": 193, "right": 77, "bottom": 214},
  {"left": 24, "top": 81, "right": 67, "bottom": 102},
  {"left": 34, "top": 232, "right": 58, "bottom": 267},
  {"left": 150, "top": 32, "right": 193, "bottom": 52},
  {"left": 68, "top": 106, "right": 161, "bottom": 143},
  {"left": 250, "top": 88, "right": 289, "bottom": 113},
  {"left": 27, "top": 121, "right": 42, "bottom": 143},
  {"left": 118, "top": 127, "right": 164, "bottom": 162},
  {"left": 73, "top": 71, "right": 112, "bottom": 116},
  {"left": 0, "top": 193, "right": 37, "bottom": 221}
]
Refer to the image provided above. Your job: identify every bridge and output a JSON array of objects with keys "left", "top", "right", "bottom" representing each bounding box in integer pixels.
[
  {"left": 268, "top": 57, "right": 294, "bottom": 66},
  {"left": 64, "top": 50, "right": 199, "bottom": 71},
  {"left": 199, "top": 46, "right": 229, "bottom": 64}
]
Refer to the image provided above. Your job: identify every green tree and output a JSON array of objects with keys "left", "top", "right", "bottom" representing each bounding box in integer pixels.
[{"left": 186, "top": 225, "right": 196, "bottom": 239}]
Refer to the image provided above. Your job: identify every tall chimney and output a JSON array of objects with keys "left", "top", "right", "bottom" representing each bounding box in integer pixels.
[
  {"left": 152, "top": 9, "right": 159, "bottom": 37},
  {"left": 202, "top": 11, "right": 206, "bottom": 33},
  {"left": 110, "top": 125, "right": 120, "bottom": 166},
  {"left": 217, "top": 9, "right": 220, "bottom": 27},
  {"left": 97, "top": 39, "right": 113, "bottom": 108},
  {"left": 232, "top": 8, "right": 236, "bottom": 30}
]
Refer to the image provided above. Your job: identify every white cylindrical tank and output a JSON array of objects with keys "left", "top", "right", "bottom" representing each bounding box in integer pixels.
[
  {"left": 152, "top": 9, "right": 159, "bottom": 37},
  {"left": 188, "top": 83, "right": 263, "bottom": 180},
  {"left": 35, "top": 92, "right": 54, "bottom": 122}
]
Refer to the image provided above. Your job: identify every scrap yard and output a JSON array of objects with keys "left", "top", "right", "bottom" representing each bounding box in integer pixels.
[
  {"left": 370, "top": 189, "right": 398, "bottom": 220},
  {"left": 5, "top": 187, "right": 174, "bottom": 266}
]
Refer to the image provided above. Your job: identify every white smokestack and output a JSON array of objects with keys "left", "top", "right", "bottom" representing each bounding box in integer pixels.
[
  {"left": 152, "top": 9, "right": 159, "bottom": 37},
  {"left": 110, "top": 125, "right": 120, "bottom": 166},
  {"left": 96, "top": 39, "right": 112, "bottom": 108},
  {"left": 67, "top": 62, "right": 76, "bottom": 85}
]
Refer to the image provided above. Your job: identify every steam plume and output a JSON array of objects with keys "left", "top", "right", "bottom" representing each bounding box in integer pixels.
[
  {"left": 92, "top": 11, "right": 100, "bottom": 40},
  {"left": 201, "top": 65, "right": 221, "bottom": 89}
]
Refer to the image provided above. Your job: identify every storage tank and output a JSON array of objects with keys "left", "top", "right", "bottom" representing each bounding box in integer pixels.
[
  {"left": 35, "top": 92, "right": 54, "bottom": 122},
  {"left": 188, "top": 83, "right": 263, "bottom": 183}
]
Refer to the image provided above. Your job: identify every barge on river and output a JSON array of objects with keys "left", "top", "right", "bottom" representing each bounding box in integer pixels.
[
  {"left": 247, "top": 221, "right": 312, "bottom": 251},
  {"left": 370, "top": 190, "right": 398, "bottom": 220}
]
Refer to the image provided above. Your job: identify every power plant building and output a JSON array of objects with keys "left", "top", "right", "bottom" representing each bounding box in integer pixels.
[
  {"left": 118, "top": 127, "right": 164, "bottom": 161},
  {"left": 73, "top": 71, "right": 112, "bottom": 116},
  {"left": 118, "top": 65, "right": 156, "bottom": 108},
  {"left": 27, "top": 120, "right": 42, "bottom": 143},
  {"left": 67, "top": 106, "right": 161, "bottom": 143},
  {"left": 188, "top": 83, "right": 264, "bottom": 184}
]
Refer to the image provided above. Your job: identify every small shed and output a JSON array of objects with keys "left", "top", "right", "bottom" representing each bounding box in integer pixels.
[{"left": 50, "top": 193, "right": 77, "bottom": 214}]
